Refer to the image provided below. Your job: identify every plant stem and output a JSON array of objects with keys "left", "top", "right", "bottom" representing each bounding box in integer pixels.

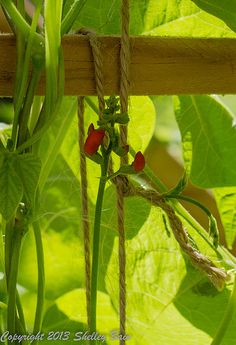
[
  {"left": 5, "top": 218, "right": 15, "bottom": 281},
  {"left": 90, "top": 156, "right": 109, "bottom": 333},
  {"left": 61, "top": 0, "right": 87, "bottom": 35},
  {"left": 0, "top": 0, "right": 43, "bottom": 46},
  {"left": 16, "top": 48, "right": 65, "bottom": 153},
  {"left": 29, "top": 96, "right": 44, "bottom": 135},
  {"left": 12, "top": 0, "right": 43, "bottom": 148},
  {"left": 0, "top": 216, "right": 6, "bottom": 275},
  {"left": 85, "top": 97, "right": 99, "bottom": 115},
  {"left": 4, "top": 218, "right": 27, "bottom": 338},
  {"left": 16, "top": 292, "right": 27, "bottom": 333},
  {"left": 18, "top": 68, "right": 42, "bottom": 147},
  {"left": 211, "top": 274, "right": 236, "bottom": 345},
  {"left": 1, "top": 4, "right": 17, "bottom": 34},
  {"left": 13, "top": 0, "right": 25, "bottom": 104},
  {"left": 166, "top": 194, "right": 212, "bottom": 217},
  {"left": 32, "top": 221, "right": 45, "bottom": 342},
  {"left": 7, "top": 224, "right": 22, "bottom": 337}
]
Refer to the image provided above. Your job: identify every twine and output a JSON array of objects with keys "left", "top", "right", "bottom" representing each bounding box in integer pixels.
[
  {"left": 118, "top": 1, "right": 131, "bottom": 343},
  {"left": 120, "top": 0, "right": 130, "bottom": 161},
  {"left": 78, "top": 96, "right": 91, "bottom": 328},
  {"left": 78, "top": 28, "right": 105, "bottom": 118},
  {"left": 77, "top": 27, "right": 106, "bottom": 331},
  {"left": 115, "top": 176, "right": 229, "bottom": 291}
]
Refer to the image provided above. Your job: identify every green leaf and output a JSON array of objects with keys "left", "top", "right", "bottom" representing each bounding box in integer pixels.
[
  {"left": 144, "top": 4, "right": 235, "bottom": 37},
  {"left": 0, "top": 153, "right": 23, "bottom": 220},
  {"left": 106, "top": 202, "right": 235, "bottom": 345},
  {"left": 15, "top": 154, "right": 41, "bottom": 205},
  {"left": 174, "top": 95, "right": 236, "bottom": 188},
  {"left": 214, "top": 188, "right": 236, "bottom": 250},
  {"left": 63, "top": 0, "right": 121, "bottom": 34},
  {"left": 191, "top": 0, "right": 236, "bottom": 33},
  {"left": 129, "top": 96, "right": 156, "bottom": 152},
  {"left": 64, "top": 0, "right": 235, "bottom": 37}
]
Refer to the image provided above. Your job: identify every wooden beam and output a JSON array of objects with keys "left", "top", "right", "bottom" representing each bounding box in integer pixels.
[{"left": 1, "top": 34, "right": 236, "bottom": 96}]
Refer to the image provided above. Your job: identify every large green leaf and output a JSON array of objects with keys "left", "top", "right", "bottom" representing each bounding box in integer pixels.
[
  {"left": 174, "top": 95, "right": 236, "bottom": 188},
  {"left": 15, "top": 154, "right": 41, "bottom": 205},
  {"left": 106, "top": 201, "right": 235, "bottom": 345},
  {"left": 64, "top": 0, "right": 235, "bottom": 37},
  {"left": 214, "top": 188, "right": 236, "bottom": 250},
  {"left": 145, "top": 4, "right": 235, "bottom": 37},
  {"left": 0, "top": 153, "right": 23, "bottom": 220},
  {"left": 191, "top": 0, "right": 236, "bottom": 33}
]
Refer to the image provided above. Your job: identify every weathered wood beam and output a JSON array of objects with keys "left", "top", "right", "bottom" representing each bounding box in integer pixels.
[{"left": 1, "top": 34, "right": 236, "bottom": 96}]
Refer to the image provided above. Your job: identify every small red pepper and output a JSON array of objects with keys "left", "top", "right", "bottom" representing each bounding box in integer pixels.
[
  {"left": 84, "top": 124, "right": 105, "bottom": 155},
  {"left": 132, "top": 151, "right": 145, "bottom": 172}
]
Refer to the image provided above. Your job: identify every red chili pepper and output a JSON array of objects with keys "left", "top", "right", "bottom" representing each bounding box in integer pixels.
[
  {"left": 132, "top": 151, "right": 145, "bottom": 172},
  {"left": 84, "top": 125, "right": 105, "bottom": 155}
]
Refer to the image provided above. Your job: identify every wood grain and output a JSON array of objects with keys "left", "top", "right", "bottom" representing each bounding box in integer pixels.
[{"left": 1, "top": 34, "right": 236, "bottom": 95}]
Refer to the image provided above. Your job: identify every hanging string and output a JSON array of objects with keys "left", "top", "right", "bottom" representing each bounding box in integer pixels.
[
  {"left": 78, "top": 96, "right": 91, "bottom": 328},
  {"left": 120, "top": 0, "right": 130, "bottom": 157},
  {"left": 118, "top": 0, "right": 130, "bottom": 343}
]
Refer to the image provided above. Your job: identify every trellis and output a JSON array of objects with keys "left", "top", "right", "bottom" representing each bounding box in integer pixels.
[{"left": 1, "top": 35, "right": 236, "bottom": 95}]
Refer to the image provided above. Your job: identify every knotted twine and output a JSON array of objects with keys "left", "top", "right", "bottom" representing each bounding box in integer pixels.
[
  {"left": 116, "top": 176, "right": 229, "bottom": 291},
  {"left": 77, "top": 27, "right": 106, "bottom": 331}
]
